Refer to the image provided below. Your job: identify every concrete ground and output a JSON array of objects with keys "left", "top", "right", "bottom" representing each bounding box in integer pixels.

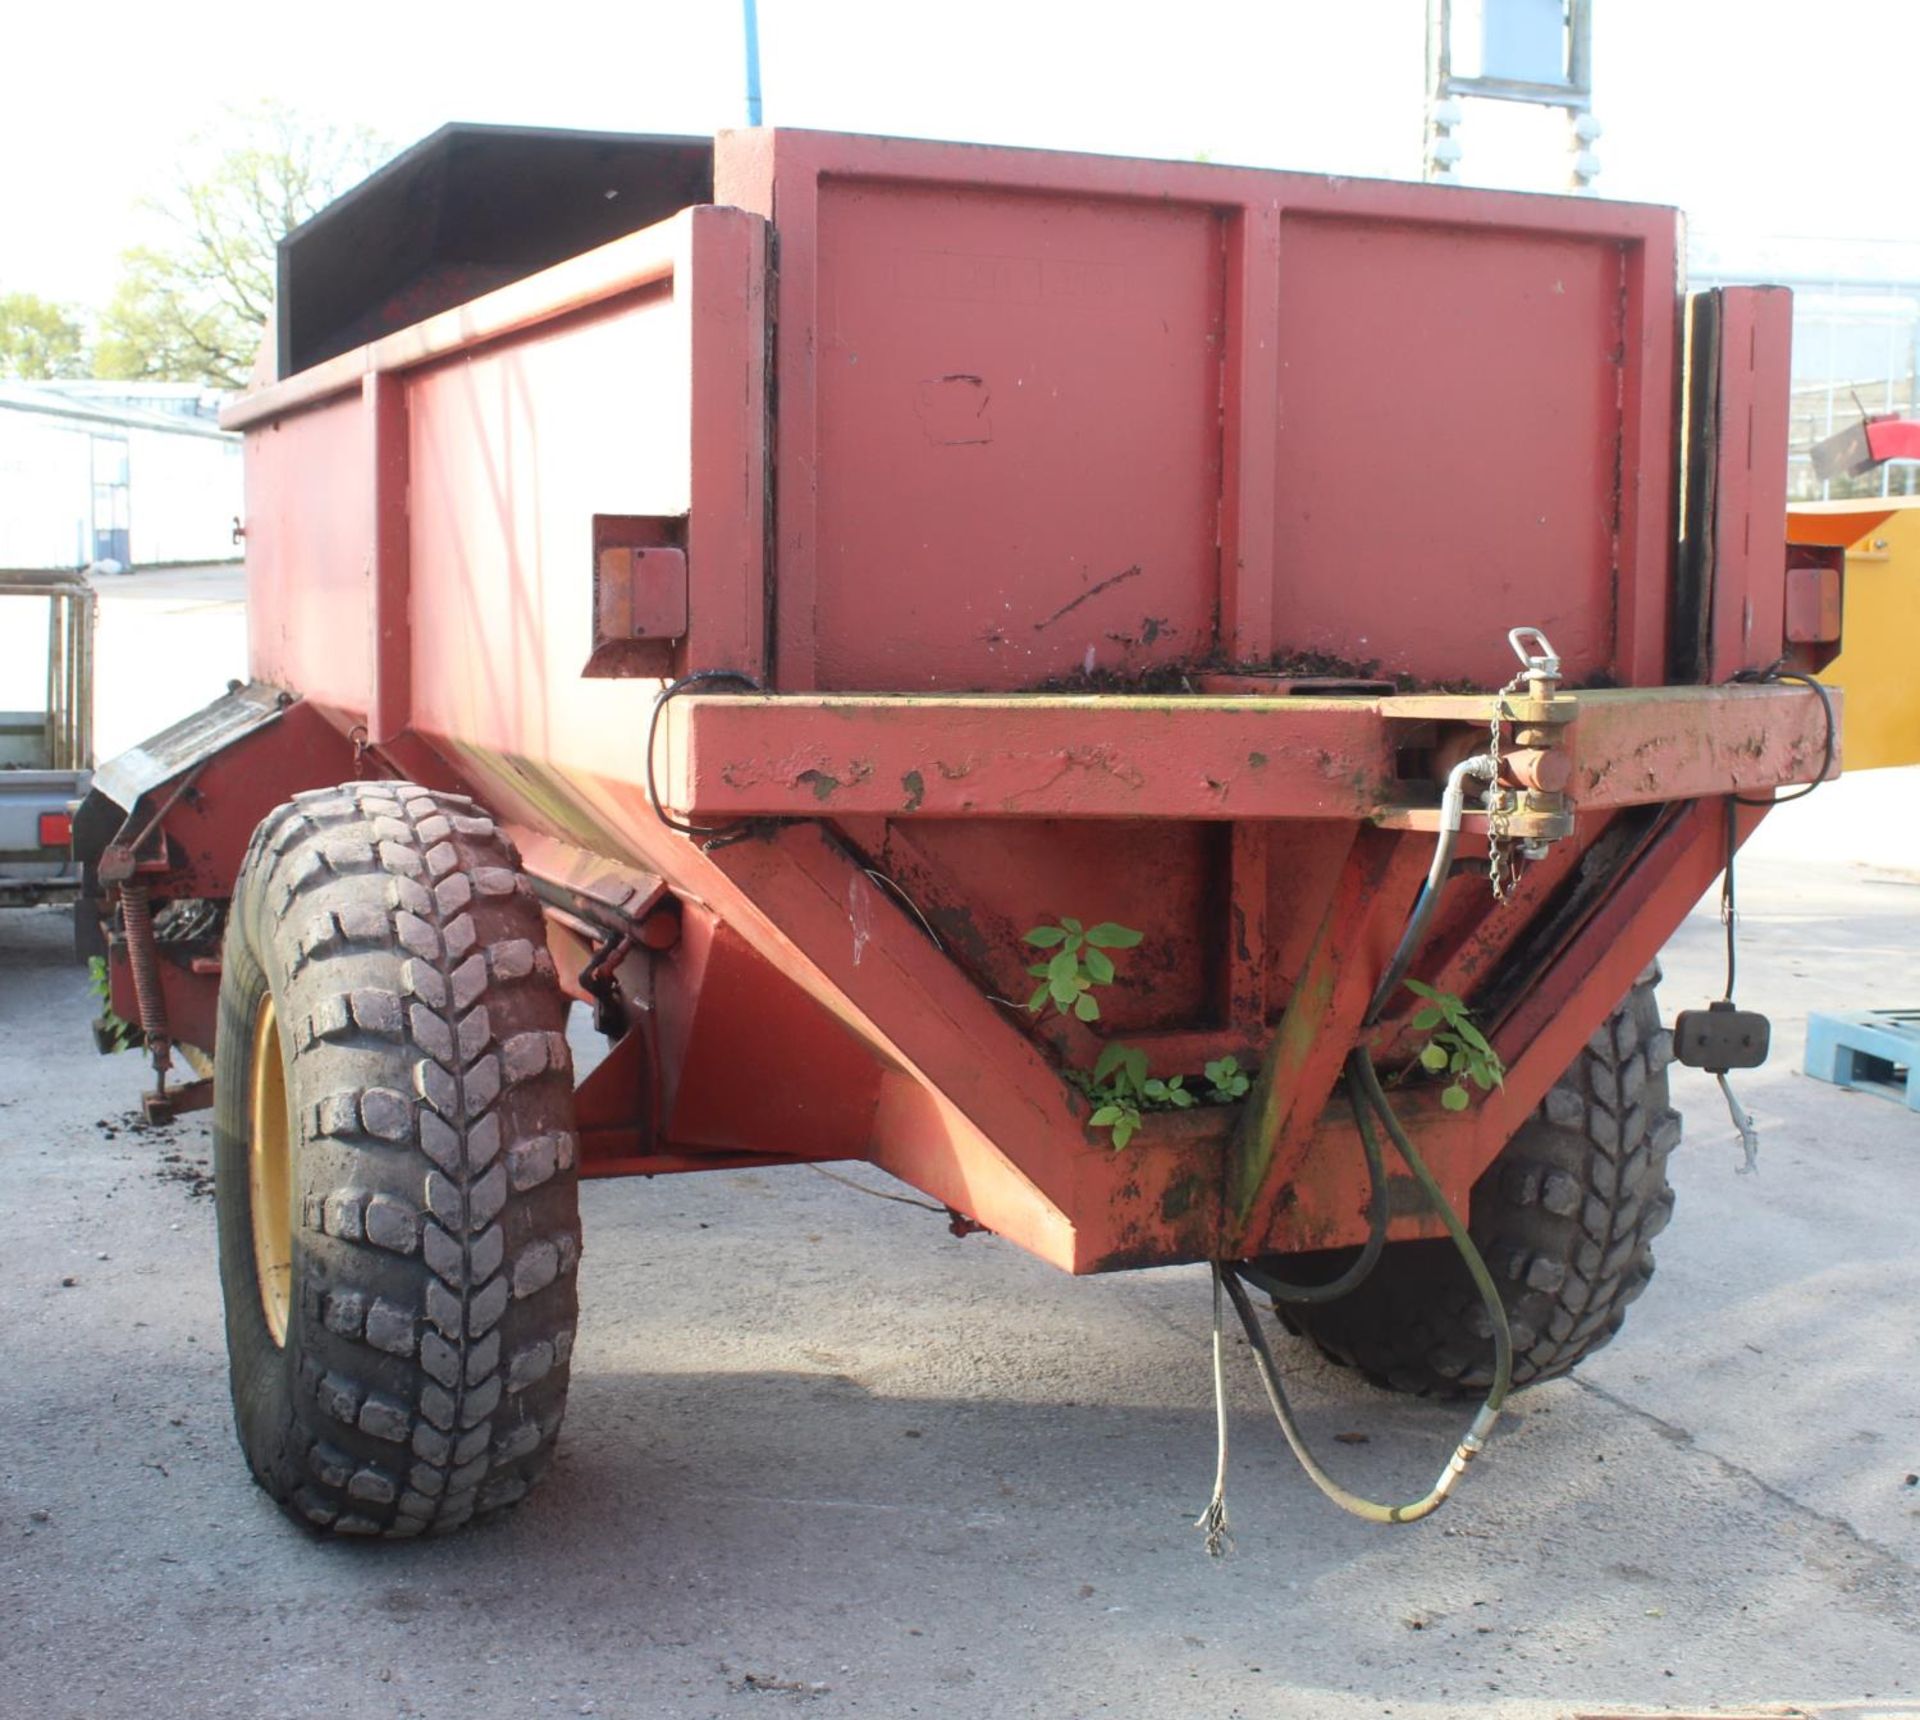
[{"left": 1, "top": 570, "right": 1915, "bottom": 1718}]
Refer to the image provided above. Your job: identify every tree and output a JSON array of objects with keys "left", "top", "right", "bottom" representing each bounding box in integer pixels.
[
  {"left": 0, "top": 291, "right": 88, "bottom": 380},
  {"left": 95, "top": 103, "right": 390, "bottom": 390}
]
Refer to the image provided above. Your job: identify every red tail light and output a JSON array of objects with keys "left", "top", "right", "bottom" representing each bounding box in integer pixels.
[{"left": 38, "top": 811, "right": 73, "bottom": 848}]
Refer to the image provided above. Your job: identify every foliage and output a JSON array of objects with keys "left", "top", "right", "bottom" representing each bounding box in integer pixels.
[
  {"left": 88, "top": 956, "right": 139, "bottom": 1052},
  {"left": 1204, "top": 1055, "right": 1251, "bottom": 1102},
  {"left": 1079, "top": 1042, "right": 1197, "bottom": 1150},
  {"left": 0, "top": 291, "right": 88, "bottom": 380},
  {"left": 1404, "top": 978, "right": 1504, "bottom": 1111},
  {"left": 94, "top": 102, "right": 390, "bottom": 389},
  {"left": 1021, "top": 916, "right": 1143, "bottom": 1023},
  {"left": 1022, "top": 915, "right": 1256, "bottom": 1150}
]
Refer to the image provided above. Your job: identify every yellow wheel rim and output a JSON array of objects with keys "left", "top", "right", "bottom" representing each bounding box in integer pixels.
[{"left": 248, "top": 994, "right": 294, "bottom": 1348}]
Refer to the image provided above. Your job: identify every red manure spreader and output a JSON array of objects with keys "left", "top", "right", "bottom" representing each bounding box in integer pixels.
[{"left": 77, "top": 125, "right": 1837, "bottom": 1537}]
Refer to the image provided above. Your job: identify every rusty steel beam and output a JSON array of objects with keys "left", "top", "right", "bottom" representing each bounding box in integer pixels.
[
  {"left": 675, "top": 694, "right": 1399, "bottom": 820},
  {"left": 1558, "top": 684, "right": 1839, "bottom": 807},
  {"left": 1224, "top": 828, "right": 1426, "bottom": 1252},
  {"left": 1259, "top": 796, "right": 1771, "bottom": 1257},
  {"left": 668, "top": 684, "right": 1835, "bottom": 821}
]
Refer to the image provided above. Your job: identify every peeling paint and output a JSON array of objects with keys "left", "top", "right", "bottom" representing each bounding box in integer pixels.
[
  {"left": 796, "top": 768, "right": 840, "bottom": 802},
  {"left": 846, "top": 871, "right": 872, "bottom": 966},
  {"left": 901, "top": 769, "right": 925, "bottom": 812}
]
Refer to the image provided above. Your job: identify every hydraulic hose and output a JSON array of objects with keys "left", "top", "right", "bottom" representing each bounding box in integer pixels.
[
  {"left": 1209, "top": 748, "right": 1515, "bottom": 1531},
  {"left": 1365, "top": 753, "right": 1497, "bottom": 1026},
  {"left": 1212, "top": 1050, "right": 1512, "bottom": 1526},
  {"left": 1236, "top": 1075, "right": 1389, "bottom": 1306}
]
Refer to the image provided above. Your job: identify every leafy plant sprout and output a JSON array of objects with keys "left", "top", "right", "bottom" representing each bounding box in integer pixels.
[
  {"left": 1403, "top": 978, "right": 1505, "bottom": 1111},
  {"left": 1022, "top": 917, "right": 1143, "bottom": 1023},
  {"left": 88, "top": 955, "right": 140, "bottom": 1052},
  {"left": 1204, "top": 1056, "right": 1251, "bottom": 1103},
  {"left": 1022, "top": 919, "right": 1260, "bottom": 1149}
]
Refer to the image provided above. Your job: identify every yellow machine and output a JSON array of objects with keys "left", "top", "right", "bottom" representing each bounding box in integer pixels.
[{"left": 1788, "top": 498, "right": 1920, "bottom": 770}]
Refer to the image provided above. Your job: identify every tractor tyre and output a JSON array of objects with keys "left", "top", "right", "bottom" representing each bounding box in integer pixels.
[
  {"left": 211, "top": 781, "right": 582, "bottom": 1537},
  {"left": 1276, "top": 972, "right": 1679, "bottom": 1397}
]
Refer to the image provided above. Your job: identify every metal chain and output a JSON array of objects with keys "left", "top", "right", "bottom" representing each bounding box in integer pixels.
[{"left": 1485, "top": 674, "right": 1526, "bottom": 901}]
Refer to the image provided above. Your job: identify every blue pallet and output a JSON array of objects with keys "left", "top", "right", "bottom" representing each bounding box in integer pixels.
[{"left": 1804, "top": 1009, "right": 1920, "bottom": 1111}]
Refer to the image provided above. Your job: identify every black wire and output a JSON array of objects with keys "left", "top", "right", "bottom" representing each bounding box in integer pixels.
[
  {"left": 1721, "top": 793, "right": 1737, "bottom": 1002},
  {"left": 1237, "top": 1051, "right": 1389, "bottom": 1306},
  {"left": 644, "top": 670, "right": 764, "bottom": 837},
  {"left": 1717, "top": 665, "right": 1836, "bottom": 1002},
  {"left": 1730, "top": 668, "right": 1837, "bottom": 806}
]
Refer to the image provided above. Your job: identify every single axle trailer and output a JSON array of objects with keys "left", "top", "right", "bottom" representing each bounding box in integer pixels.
[{"left": 76, "top": 124, "right": 1837, "bottom": 1537}]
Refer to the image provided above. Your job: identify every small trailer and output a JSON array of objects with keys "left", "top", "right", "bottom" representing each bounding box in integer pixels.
[
  {"left": 77, "top": 125, "right": 1838, "bottom": 1538},
  {"left": 1, "top": 567, "right": 92, "bottom": 910}
]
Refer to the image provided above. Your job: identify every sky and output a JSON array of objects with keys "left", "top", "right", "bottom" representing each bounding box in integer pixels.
[{"left": 6, "top": 0, "right": 1920, "bottom": 313}]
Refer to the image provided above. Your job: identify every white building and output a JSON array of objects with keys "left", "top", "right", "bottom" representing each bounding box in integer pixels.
[{"left": 0, "top": 382, "right": 242, "bottom": 569}]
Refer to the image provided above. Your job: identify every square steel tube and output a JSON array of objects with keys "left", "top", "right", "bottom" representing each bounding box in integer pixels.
[{"left": 664, "top": 684, "right": 1837, "bottom": 822}]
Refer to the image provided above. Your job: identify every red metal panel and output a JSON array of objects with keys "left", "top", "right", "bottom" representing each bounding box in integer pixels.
[
  {"left": 809, "top": 178, "right": 1225, "bottom": 690},
  {"left": 1274, "top": 217, "right": 1642, "bottom": 687},
  {"left": 717, "top": 129, "right": 1679, "bottom": 694},
  {"left": 652, "top": 909, "right": 885, "bottom": 1158},
  {"left": 244, "top": 396, "right": 373, "bottom": 722},
  {"left": 406, "top": 288, "right": 687, "bottom": 760},
  {"left": 233, "top": 211, "right": 766, "bottom": 761},
  {"left": 1707, "top": 287, "right": 1794, "bottom": 680}
]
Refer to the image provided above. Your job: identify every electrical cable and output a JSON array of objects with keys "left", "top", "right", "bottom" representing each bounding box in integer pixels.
[
  {"left": 1720, "top": 794, "right": 1738, "bottom": 1003},
  {"left": 1195, "top": 1264, "right": 1233, "bottom": 1555},
  {"left": 803, "top": 1162, "right": 951, "bottom": 1215},
  {"left": 1730, "top": 667, "right": 1837, "bottom": 807},
  {"left": 1710, "top": 665, "right": 1835, "bottom": 1165},
  {"left": 644, "top": 670, "right": 764, "bottom": 837}
]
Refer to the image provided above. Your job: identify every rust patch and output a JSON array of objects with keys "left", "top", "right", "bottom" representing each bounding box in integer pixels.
[
  {"left": 1160, "top": 1172, "right": 1206, "bottom": 1223},
  {"left": 795, "top": 769, "right": 840, "bottom": 802},
  {"left": 900, "top": 769, "right": 925, "bottom": 813}
]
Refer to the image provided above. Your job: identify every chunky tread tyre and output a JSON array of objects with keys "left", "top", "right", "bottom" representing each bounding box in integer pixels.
[
  {"left": 213, "top": 781, "right": 581, "bottom": 1537},
  {"left": 1277, "top": 971, "right": 1678, "bottom": 1397}
]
